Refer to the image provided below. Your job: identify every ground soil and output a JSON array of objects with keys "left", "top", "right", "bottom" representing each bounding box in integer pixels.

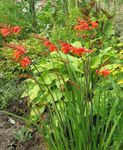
[{"left": 0, "top": 99, "right": 47, "bottom": 150}]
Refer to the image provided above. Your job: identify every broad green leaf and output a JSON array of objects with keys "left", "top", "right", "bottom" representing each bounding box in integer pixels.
[
  {"left": 47, "top": 89, "right": 63, "bottom": 102},
  {"left": 71, "top": 41, "right": 82, "bottom": 48},
  {"left": 28, "top": 85, "right": 40, "bottom": 101},
  {"left": 91, "top": 56, "right": 101, "bottom": 69},
  {"left": 40, "top": 72, "right": 58, "bottom": 84}
]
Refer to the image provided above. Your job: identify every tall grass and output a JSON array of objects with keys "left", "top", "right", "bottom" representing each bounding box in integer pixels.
[{"left": 41, "top": 53, "right": 123, "bottom": 150}]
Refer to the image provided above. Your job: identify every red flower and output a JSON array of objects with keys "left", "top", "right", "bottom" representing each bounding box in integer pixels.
[
  {"left": 34, "top": 35, "right": 57, "bottom": 53},
  {"left": 78, "top": 20, "right": 87, "bottom": 25},
  {"left": 6, "top": 44, "right": 26, "bottom": 54},
  {"left": 49, "top": 44, "right": 57, "bottom": 52},
  {"left": 82, "top": 48, "right": 92, "bottom": 53},
  {"left": 13, "top": 51, "right": 22, "bottom": 61},
  {"left": 71, "top": 47, "right": 92, "bottom": 56},
  {"left": 0, "top": 27, "right": 10, "bottom": 37},
  {"left": 20, "top": 56, "right": 31, "bottom": 68},
  {"left": 74, "top": 19, "right": 89, "bottom": 31},
  {"left": 71, "top": 47, "right": 83, "bottom": 56},
  {"left": 59, "top": 41, "right": 93, "bottom": 56},
  {"left": 90, "top": 21, "right": 98, "bottom": 30},
  {"left": 74, "top": 23, "right": 89, "bottom": 30},
  {"left": 43, "top": 39, "right": 57, "bottom": 52},
  {"left": 96, "top": 69, "right": 110, "bottom": 77},
  {"left": 96, "top": 70, "right": 99, "bottom": 74},
  {"left": 73, "top": 19, "right": 98, "bottom": 31},
  {"left": 11, "top": 26, "right": 21, "bottom": 34},
  {"left": 44, "top": 40, "right": 51, "bottom": 47},
  {"left": 59, "top": 41, "right": 73, "bottom": 54}
]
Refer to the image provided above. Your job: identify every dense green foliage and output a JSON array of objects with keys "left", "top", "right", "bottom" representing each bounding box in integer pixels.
[{"left": 0, "top": 0, "right": 123, "bottom": 149}]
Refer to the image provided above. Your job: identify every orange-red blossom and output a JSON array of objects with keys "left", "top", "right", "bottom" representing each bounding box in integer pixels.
[
  {"left": 6, "top": 44, "right": 26, "bottom": 61},
  {"left": 74, "top": 19, "right": 98, "bottom": 31},
  {"left": 11, "top": 26, "right": 21, "bottom": 34},
  {"left": 0, "top": 28, "right": 10, "bottom": 37},
  {"left": 34, "top": 34, "right": 57, "bottom": 52},
  {"left": 34, "top": 35, "right": 92, "bottom": 56},
  {"left": 6, "top": 44, "right": 31, "bottom": 68},
  {"left": 96, "top": 69, "right": 110, "bottom": 77},
  {"left": 20, "top": 56, "right": 31, "bottom": 68},
  {"left": 0, "top": 26, "right": 21, "bottom": 37},
  {"left": 59, "top": 41, "right": 93, "bottom": 56}
]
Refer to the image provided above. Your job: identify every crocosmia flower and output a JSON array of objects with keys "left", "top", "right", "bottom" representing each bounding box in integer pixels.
[
  {"left": 6, "top": 44, "right": 26, "bottom": 54},
  {"left": 6, "top": 44, "right": 27, "bottom": 61},
  {"left": 59, "top": 41, "right": 73, "bottom": 54},
  {"left": 71, "top": 47, "right": 92, "bottom": 56},
  {"left": 44, "top": 40, "right": 51, "bottom": 47},
  {"left": 11, "top": 26, "right": 21, "bottom": 34},
  {"left": 96, "top": 69, "right": 110, "bottom": 77},
  {"left": 73, "top": 19, "right": 98, "bottom": 31},
  {"left": 74, "top": 22, "right": 89, "bottom": 30},
  {"left": 20, "top": 56, "right": 31, "bottom": 68},
  {"left": 59, "top": 41, "right": 93, "bottom": 56},
  {"left": 90, "top": 21, "right": 98, "bottom": 30},
  {"left": 13, "top": 51, "right": 22, "bottom": 61},
  {"left": 0, "top": 27, "right": 11, "bottom": 37},
  {"left": 43, "top": 39, "right": 57, "bottom": 52},
  {"left": 49, "top": 44, "right": 57, "bottom": 52},
  {"left": 34, "top": 34, "right": 57, "bottom": 53}
]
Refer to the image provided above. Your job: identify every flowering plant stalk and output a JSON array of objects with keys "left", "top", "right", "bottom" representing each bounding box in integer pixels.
[{"left": 1, "top": 1, "right": 123, "bottom": 149}]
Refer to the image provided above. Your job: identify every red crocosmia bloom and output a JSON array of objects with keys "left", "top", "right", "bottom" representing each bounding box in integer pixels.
[
  {"left": 74, "top": 19, "right": 89, "bottom": 31},
  {"left": 61, "top": 46, "right": 71, "bottom": 54},
  {"left": 71, "top": 47, "right": 92, "bottom": 56},
  {"left": 11, "top": 26, "right": 21, "bottom": 34},
  {"left": 49, "top": 44, "right": 57, "bottom": 52},
  {"left": 96, "top": 69, "right": 110, "bottom": 77},
  {"left": 59, "top": 41, "right": 93, "bottom": 56},
  {"left": 71, "top": 47, "right": 83, "bottom": 56},
  {"left": 74, "top": 23, "right": 89, "bottom": 30},
  {"left": 7, "top": 44, "right": 26, "bottom": 54},
  {"left": 59, "top": 41, "right": 73, "bottom": 54},
  {"left": 78, "top": 20, "right": 87, "bottom": 25},
  {"left": 82, "top": 23, "right": 90, "bottom": 30},
  {"left": 74, "top": 19, "right": 98, "bottom": 31},
  {"left": 74, "top": 25, "right": 82, "bottom": 30},
  {"left": 96, "top": 70, "right": 99, "bottom": 74},
  {"left": 82, "top": 48, "right": 93, "bottom": 53},
  {"left": 92, "top": 21, "right": 98, "bottom": 28},
  {"left": 44, "top": 40, "right": 52, "bottom": 47},
  {"left": 34, "top": 35, "right": 57, "bottom": 53},
  {"left": 0, "top": 27, "right": 10, "bottom": 37},
  {"left": 90, "top": 21, "right": 98, "bottom": 30},
  {"left": 13, "top": 51, "right": 22, "bottom": 61},
  {"left": 43, "top": 40, "right": 57, "bottom": 52},
  {"left": 20, "top": 56, "right": 31, "bottom": 68}
]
